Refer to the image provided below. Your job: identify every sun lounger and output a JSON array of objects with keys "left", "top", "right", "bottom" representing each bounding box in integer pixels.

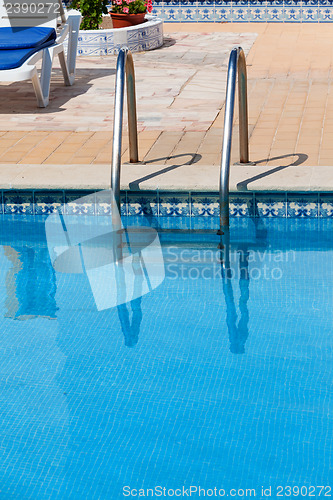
[{"left": 0, "top": 0, "right": 81, "bottom": 107}]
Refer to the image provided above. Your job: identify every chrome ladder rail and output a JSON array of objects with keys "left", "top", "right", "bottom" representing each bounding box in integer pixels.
[
  {"left": 111, "top": 47, "right": 139, "bottom": 212},
  {"left": 219, "top": 47, "right": 250, "bottom": 271}
]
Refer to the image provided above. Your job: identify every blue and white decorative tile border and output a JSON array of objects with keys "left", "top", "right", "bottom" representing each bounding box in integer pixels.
[
  {"left": 0, "top": 191, "right": 333, "bottom": 217},
  {"left": 70, "top": 16, "right": 164, "bottom": 56},
  {"left": 150, "top": 0, "right": 333, "bottom": 22}
]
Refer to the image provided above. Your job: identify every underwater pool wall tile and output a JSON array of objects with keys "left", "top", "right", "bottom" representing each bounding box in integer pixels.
[
  {"left": 229, "top": 194, "right": 255, "bottom": 217},
  {"left": 319, "top": 193, "right": 333, "bottom": 217},
  {"left": 255, "top": 194, "right": 287, "bottom": 217},
  {"left": 65, "top": 191, "right": 96, "bottom": 215},
  {"left": 3, "top": 191, "right": 34, "bottom": 215},
  {"left": 34, "top": 191, "right": 65, "bottom": 215},
  {"left": 127, "top": 192, "right": 159, "bottom": 216},
  {"left": 159, "top": 193, "right": 190, "bottom": 216},
  {"left": 287, "top": 194, "right": 319, "bottom": 217},
  {"left": 95, "top": 191, "right": 127, "bottom": 216},
  {"left": 191, "top": 194, "right": 219, "bottom": 216}
]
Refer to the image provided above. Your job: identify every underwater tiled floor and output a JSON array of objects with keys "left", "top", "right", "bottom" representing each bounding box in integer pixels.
[{"left": 0, "top": 215, "right": 332, "bottom": 499}]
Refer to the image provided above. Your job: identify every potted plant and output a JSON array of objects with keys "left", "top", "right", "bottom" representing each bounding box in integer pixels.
[
  {"left": 109, "top": 0, "right": 153, "bottom": 28},
  {"left": 70, "top": 0, "right": 109, "bottom": 30}
]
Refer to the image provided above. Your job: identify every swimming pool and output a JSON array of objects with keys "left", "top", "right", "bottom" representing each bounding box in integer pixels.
[{"left": 0, "top": 213, "right": 332, "bottom": 499}]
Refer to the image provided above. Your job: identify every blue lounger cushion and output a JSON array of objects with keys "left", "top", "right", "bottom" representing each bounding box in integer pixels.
[{"left": 0, "top": 27, "right": 57, "bottom": 70}]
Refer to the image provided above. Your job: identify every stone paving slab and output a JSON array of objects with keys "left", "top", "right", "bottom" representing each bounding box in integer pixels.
[{"left": 0, "top": 31, "right": 256, "bottom": 132}]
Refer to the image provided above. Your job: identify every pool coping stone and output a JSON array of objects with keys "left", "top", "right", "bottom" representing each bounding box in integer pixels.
[{"left": 1, "top": 163, "right": 331, "bottom": 192}]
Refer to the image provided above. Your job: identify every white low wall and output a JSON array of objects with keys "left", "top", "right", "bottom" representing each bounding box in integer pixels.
[{"left": 76, "top": 15, "right": 163, "bottom": 55}]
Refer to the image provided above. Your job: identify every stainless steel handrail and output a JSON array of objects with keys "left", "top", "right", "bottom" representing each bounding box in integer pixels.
[
  {"left": 219, "top": 47, "right": 249, "bottom": 233},
  {"left": 111, "top": 47, "right": 139, "bottom": 212}
]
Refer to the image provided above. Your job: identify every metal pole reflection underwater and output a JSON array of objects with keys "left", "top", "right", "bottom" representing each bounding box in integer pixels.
[
  {"left": 116, "top": 253, "right": 144, "bottom": 347},
  {"left": 220, "top": 239, "right": 250, "bottom": 354}
]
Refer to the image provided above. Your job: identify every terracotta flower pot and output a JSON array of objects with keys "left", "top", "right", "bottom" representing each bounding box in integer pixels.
[{"left": 110, "top": 12, "right": 146, "bottom": 28}]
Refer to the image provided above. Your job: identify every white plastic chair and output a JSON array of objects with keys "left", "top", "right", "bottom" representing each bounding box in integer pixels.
[{"left": 0, "top": 0, "right": 81, "bottom": 107}]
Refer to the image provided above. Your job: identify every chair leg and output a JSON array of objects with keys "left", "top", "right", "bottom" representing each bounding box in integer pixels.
[
  {"left": 31, "top": 66, "right": 49, "bottom": 108},
  {"left": 58, "top": 48, "right": 72, "bottom": 86},
  {"left": 39, "top": 47, "right": 54, "bottom": 105},
  {"left": 63, "top": 13, "right": 81, "bottom": 86}
]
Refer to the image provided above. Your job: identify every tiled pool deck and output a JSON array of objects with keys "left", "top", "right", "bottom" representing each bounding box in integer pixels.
[{"left": 0, "top": 22, "right": 332, "bottom": 195}]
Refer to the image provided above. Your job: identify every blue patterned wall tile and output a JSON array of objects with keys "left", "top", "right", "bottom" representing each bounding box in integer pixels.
[
  {"left": 151, "top": 6, "right": 164, "bottom": 17},
  {"left": 65, "top": 191, "right": 96, "bottom": 215},
  {"left": 319, "top": 194, "right": 333, "bottom": 217},
  {"left": 197, "top": 6, "right": 215, "bottom": 20},
  {"left": 214, "top": 5, "right": 233, "bottom": 21},
  {"left": 0, "top": 191, "right": 330, "bottom": 218},
  {"left": 229, "top": 194, "right": 254, "bottom": 217},
  {"left": 232, "top": 6, "right": 250, "bottom": 21},
  {"left": 248, "top": 5, "right": 267, "bottom": 20},
  {"left": 266, "top": 5, "right": 284, "bottom": 20},
  {"left": 179, "top": 6, "right": 199, "bottom": 20},
  {"left": 127, "top": 193, "right": 158, "bottom": 216},
  {"left": 302, "top": 5, "right": 319, "bottom": 20},
  {"left": 159, "top": 193, "right": 190, "bottom": 216},
  {"left": 34, "top": 191, "right": 64, "bottom": 215},
  {"left": 191, "top": 194, "right": 219, "bottom": 216},
  {"left": 3, "top": 191, "right": 34, "bottom": 215},
  {"left": 318, "top": 6, "right": 333, "bottom": 19},
  {"left": 95, "top": 191, "right": 127, "bottom": 216},
  {"left": 287, "top": 194, "right": 319, "bottom": 217},
  {"left": 255, "top": 194, "right": 287, "bottom": 217},
  {"left": 284, "top": 6, "right": 302, "bottom": 19},
  {"left": 163, "top": 6, "right": 180, "bottom": 20}
]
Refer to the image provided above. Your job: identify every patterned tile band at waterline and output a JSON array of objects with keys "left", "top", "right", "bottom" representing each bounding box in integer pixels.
[{"left": 0, "top": 191, "right": 332, "bottom": 217}]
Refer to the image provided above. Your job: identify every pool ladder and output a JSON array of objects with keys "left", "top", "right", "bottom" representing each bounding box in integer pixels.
[
  {"left": 111, "top": 47, "right": 139, "bottom": 212},
  {"left": 218, "top": 47, "right": 251, "bottom": 270},
  {"left": 110, "top": 46, "right": 251, "bottom": 241}
]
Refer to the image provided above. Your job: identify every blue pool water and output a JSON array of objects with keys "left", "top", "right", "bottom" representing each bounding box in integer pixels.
[{"left": 0, "top": 214, "right": 332, "bottom": 499}]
